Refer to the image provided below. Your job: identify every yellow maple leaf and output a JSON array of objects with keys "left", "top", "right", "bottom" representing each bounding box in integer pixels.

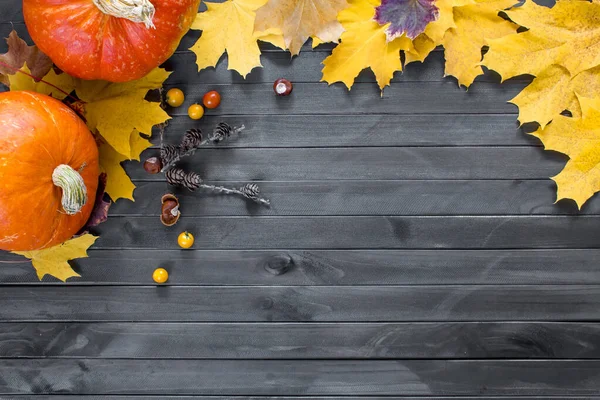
[
  {"left": 483, "top": 0, "right": 600, "bottom": 127},
  {"left": 321, "top": 0, "right": 414, "bottom": 91},
  {"left": 531, "top": 96, "right": 600, "bottom": 209},
  {"left": 423, "top": 0, "right": 472, "bottom": 43},
  {"left": 404, "top": 34, "right": 437, "bottom": 64},
  {"left": 8, "top": 64, "right": 75, "bottom": 99},
  {"left": 255, "top": 27, "right": 288, "bottom": 50},
  {"left": 254, "top": 0, "right": 348, "bottom": 56},
  {"left": 76, "top": 68, "right": 170, "bottom": 159},
  {"left": 442, "top": 0, "right": 517, "bottom": 87},
  {"left": 130, "top": 130, "right": 153, "bottom": 161},
  {"left": 404, "top": 0, "right": 517, "bottom": 87},
  {"left": 190, "top": 0, "right": 268, "bottom": 77},
  {"left": 99, "top": 143, "right": 137, "bottom": 202},
  {"left": 12, "top": 234, "right": 98, "bottom": 282},
  {"left": 505, "top": 64, "right": 600, "bottom": 128}
]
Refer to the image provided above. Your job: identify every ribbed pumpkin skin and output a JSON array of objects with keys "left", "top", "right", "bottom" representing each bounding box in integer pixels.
[
  {"left": 0, "top": 91, "right": 99, "bottom": 251},
  {"left": 23, "top": 0, "right": 200, "bottom": 82}
]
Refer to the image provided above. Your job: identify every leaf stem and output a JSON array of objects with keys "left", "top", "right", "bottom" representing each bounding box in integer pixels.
[{"left": 0, "top": 60, "right": 80, "bottom": 103}]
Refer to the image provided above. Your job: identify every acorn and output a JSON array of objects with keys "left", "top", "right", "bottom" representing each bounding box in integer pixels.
[
  {"left": 273, "top": 78, "right": 293, "bottom": 96},
  {"left": 144, "top": 157, "right": 162, "bottom": 174},
  {"left": 160, "top": 193, "right": 181, "bottom": 226}
]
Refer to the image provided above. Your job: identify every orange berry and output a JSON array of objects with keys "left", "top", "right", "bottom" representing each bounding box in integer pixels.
[
  {"left": 203, "top": 90, "right": 221, "bottom": 109},
  {"left": 188, "top": 104, "right": 204, "bottom": 120},
  {"left": 178, "top": 231, "right": 194, "bottom": 249},
  {"left": 166, "top": 88, "right": 184, "bottom": 107},
  {"left": 153, "top": 268, "right": 169, "bottom": 284}
]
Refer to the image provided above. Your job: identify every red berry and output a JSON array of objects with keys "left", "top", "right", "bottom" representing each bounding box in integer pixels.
[{"left": 203, "top": 90, "right": 221, "bottom": 109}]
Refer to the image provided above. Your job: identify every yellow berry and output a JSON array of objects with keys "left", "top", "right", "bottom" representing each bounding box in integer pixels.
[
  {"left": 178, "top": 231, "right": 195, "bottom": 249},
  {"left": 153, "top": 268, "right": 169, "bottom": 284},
  {"left": 188, "top": 104, "right": 204, "bottom": 120},
  {"left": 166, "top": 88, "right": 184, "bottom": 107}
]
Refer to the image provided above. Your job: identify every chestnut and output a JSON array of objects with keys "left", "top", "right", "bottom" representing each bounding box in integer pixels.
[
  {"left": 160, "top": 193, "right": 181, "bottom": 226},
  {"left": 144, "top": 157, "right": 162, "bottom": 174},
  {"left": 273, "top": 78, "right": 293, "bottom": 96}
]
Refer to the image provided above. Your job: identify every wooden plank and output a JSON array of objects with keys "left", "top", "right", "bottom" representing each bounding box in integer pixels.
[
  {"left": 129, "top": 147, "right": 564, "bottom": 181},
  {"left": 3, "top": 397, "right": 598, "bottom": 400},
  {"left": 0, "top": 8, "right": 23, "bottom": 24},
  {"left": 1, "top": 359, "right": 600, "bottom": 395},
  {"left": 3, "top": 322, "right": 600, "bottom": 359},
  {"left": 111, "top": 180, "right": 589, "bottom": 217},
  {"left": 3, "top": 248, "right": 600, "bottom": 285},
  {"left": 159, "top": 81, "right": 523, "bottom": 115},
  {"left": 3, "top": 285, "right": 600, "bottom": 322},
  {"left": 151, "top": 114, "right": 538, "bottom": 148},
  {"left": 92, "top": 216, "right": 600, "bottom": 250}
]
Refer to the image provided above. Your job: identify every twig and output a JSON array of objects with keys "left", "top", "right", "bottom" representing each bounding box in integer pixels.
[
  {"left": 199, "top": 184, "right": 271, "bottom": 206},
  {"left": 160, "top": 125, "right": 246, "bottom": 172},
  {"left": 160, "top": 140, "right": 206, "bottom": 172}
]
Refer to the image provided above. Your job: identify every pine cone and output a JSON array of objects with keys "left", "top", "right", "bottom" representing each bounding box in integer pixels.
[
  {"left": 180, "top": 128, "right": 203, "bottom": 153},
  {"left": 165, "top": 168, "right": 186, "bottom": 186},
  {"left": 183, "top": 171, "right": 203, "bottom": 191},
  {"left": 240, "top": 183, "right": 260, "bottom": 199},
  {"left": 161, "top": 144, "right": 180, "bottom": 166},
  {"left": 211, "top": 122, "right": 233, "bottom": 143}
]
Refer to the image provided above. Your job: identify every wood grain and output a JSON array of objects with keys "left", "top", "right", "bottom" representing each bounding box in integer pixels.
[
  {"left": 2, "top": 322, "right": 600, "bottom": 359},
  {"left": 92, "top": 216, "right": 600, "bottom": 250},
  {"left": 3, "top": 285, "right": 600, "bottom": 322},
  {"left": 3, "top": 248, "right": 600, "bottom": 285},
  {"left": 129, "top": 147, "right": 565, "bottom": 181},
  {"left": 3, "top": 397, "right": 598, "bottom": 400},
  {"left": 1, "top": 359, "right": 600, "bottom": 395},
  {"left": 111, "top": 180, "right": 588, "bottom": 217},
  {"left": 150, "top": 114, "right": 538, "bottom": 148}
]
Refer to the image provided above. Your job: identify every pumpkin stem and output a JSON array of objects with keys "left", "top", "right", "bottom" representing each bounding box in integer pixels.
[
  {"left": 52, "top": 165, "right": 88, "bottom": 216},
  {"left": 92, "top": 0, "right": 156, "bottom": 29}
]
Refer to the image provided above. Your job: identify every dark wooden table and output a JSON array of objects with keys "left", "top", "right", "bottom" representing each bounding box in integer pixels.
[{"left": 2, "top": 1, "right": 600, "bottom": 398}]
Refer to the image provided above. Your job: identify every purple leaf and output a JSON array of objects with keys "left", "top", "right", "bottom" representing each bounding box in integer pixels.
[
  {"left": 374, "top": 0, "right": 440, "bottom": 41},
  {"left": 83, "top": 173, "right": 111, "bottom": 230}
]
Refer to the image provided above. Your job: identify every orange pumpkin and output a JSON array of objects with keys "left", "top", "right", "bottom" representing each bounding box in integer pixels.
[
  {"left": 23, "top": 0, "right": 200, "bottom": 82},
  {"left": 0, "top": 91, "right": 99, "bottom": 251}
]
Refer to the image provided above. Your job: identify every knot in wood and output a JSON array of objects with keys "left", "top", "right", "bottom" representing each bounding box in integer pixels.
[
  {"left": 260, "top": 297, "right": 274, "bottom": 310},
  {"left": 264, "top": 254, "right": 294, "bottom": 275}
]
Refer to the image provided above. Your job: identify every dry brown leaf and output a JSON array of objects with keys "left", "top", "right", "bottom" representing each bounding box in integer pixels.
[
  {"left": 254, "top": 0, "right": 349, "bottom": 56},
  {"left": 0, "top": 30, "right": 52, "bottom": 87}
]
